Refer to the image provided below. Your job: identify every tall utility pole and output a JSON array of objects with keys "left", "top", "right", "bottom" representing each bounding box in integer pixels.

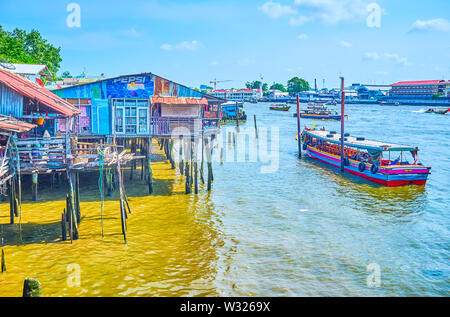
[
  {"left": 340, "top": 77, "right": 345, "bottom": 172},
  {"left": 296, "top": 94, "right": 301, "bottom": 158},
  {"left": 259, "top": 74, "right": 264, "bottom": 98}
]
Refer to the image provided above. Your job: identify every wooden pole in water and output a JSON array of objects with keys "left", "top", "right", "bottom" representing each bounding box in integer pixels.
[
  {"left": 61, "top": 209, "right": 67, "bottom": 241},
  {"left": 340, "top": 77, "right": 346, "bottom": 172},
  {"left": 75, "top": 172, "right": 81, "bottom": 224},
  {"left": 254, "top": 114, "right": 258, "bottom": 139},
  {"left": 147, "top": 137, "right": 153, "bottom": 194},
  {"left": 296, "top": 94, "right": 301, "bottom": 158},
  {"left": 185, "top": 138, "right": 191, "bottom": 195},
  {"left": 23, "top": 278, "right": 42, "bottom": 297},
  {"left": 179, "top": 136, "right": 184, "bottom": 175},
  {"left": 1, "top": 248, "right": 5, "bottom": 273},
  {"left": 200, "top": 131, "right": 205, "bottom": 184},
  {"left": 31, "top": 173, "right": 37, "bottom": 201},
  {"left": 9, "top": 179, "right": 14, "bottom": 224},
  {"left": 234, "top": 102, "right": 239, "bottom": 131}
]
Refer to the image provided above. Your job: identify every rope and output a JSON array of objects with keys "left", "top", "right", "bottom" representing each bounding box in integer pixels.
[
  {"left": 97, "top": 145, "right": 105, "bottom": 238},
  {"left": 10, "top": 134, "right": 23, "bottom": 241}
]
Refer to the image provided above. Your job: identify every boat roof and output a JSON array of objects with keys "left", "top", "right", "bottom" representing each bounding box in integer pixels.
[{"left": 304, "top": 129, "right": 418, "bottom": 152}]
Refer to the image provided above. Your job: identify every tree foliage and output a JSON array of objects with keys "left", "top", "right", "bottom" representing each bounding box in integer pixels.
[
  {"left": 61, "top": 71, "right": 72, "bottom": 78},
  {"left": 270, "top": 83, "right": 287, "bottom": 92},
  {"left": 245, "top": 80, "right": 268, "bottom": 91},
  {"left": 287, "top": 77, "right": 310, "bottom": 93},
  {"left": 0, "top": 25, "right": 62, "bottom": 79}
]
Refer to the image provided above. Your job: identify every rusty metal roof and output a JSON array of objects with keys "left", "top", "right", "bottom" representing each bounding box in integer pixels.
[
  {"left": 0, "top": 115, "right": 36, "bottom": 133},
  {"left": 0, "top": 68, "right": 81, "bottom": 116}
]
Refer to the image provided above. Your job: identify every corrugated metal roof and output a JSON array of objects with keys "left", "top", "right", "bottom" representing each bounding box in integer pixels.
[
  {"left": 152, "top": 96, "right": 208, "bottom": 105},
  {"left": 0, "top": 68, "right": 80, "bottom": 116},
  {"left": 391, "top": 80, "right": 446, "bottom": 86},
  {"left": 0, "top": 115, "right": 36, "bottom": 133},
  {"left": 0, "top": 63, "right": 48, "bottom": 75}
]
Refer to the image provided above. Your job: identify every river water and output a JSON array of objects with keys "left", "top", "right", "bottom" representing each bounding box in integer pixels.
[{"left": 0, "top": 103, "right": 448, "bottom": 296}]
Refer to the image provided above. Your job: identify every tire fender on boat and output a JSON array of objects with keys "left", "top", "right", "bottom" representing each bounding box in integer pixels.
[
  {"left": 358, "top": 162, "right": 366, "bottom": 172},
  {"left": 303, "top": 143, "right": 308, "bottom": 151},
  {"left": 343, "top": 157, "right": 350, "bottom": 166},
  {"left": 370, "top": 164, "right": 379, "bottom": 174}
]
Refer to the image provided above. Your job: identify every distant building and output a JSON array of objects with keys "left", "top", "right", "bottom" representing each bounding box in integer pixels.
[
  {"left": 390, "top": 80, "right": 448, "bottom": 97},
  {"left": 0, "top": 62, "right": 51, "bottom": 83},
  {"left": 268, "top": 89, "right": 289, "bottom": 99},
  {"left": 210, "top": 89, "right": 260, "bottom": 101}
]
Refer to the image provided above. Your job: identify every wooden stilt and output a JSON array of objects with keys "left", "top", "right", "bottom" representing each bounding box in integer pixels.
[
  {"left": 116, "top": 147, "right": 127, "bottom": 244},
  {"left": 68, "top": 172, "right": 79, "bottom": 241},
  {"left": 75, "top": 173, "right": 81, "bottom": 224},
  {"left": 9, "top": 179, "right": 14, "bottom": 224},
  {"left": 61, "top": 209, "right": 67, "bottom": 241},
  {"left": 1, "top": 249, "right": 6, "bottom": 273},
  {"left": 147, "top": 137, "right": 153, "bottom": 195},
  {"left": 194, "top": 138, "right": 198, "bottom": 194},
  {"left": 130, "top": 140, "right": 136, "bottom": 181},
  {"left": 205, "top": 138, "right": 213, "bottom": 191},
  {"left": 179, "top": 136, "right": 184, "bottom": 175},
  {"left": 31, "top": 173, "right": 37, "bottom": 201},
  {"left": 200, "top": 132, "right": 205, "bottom": 184}
]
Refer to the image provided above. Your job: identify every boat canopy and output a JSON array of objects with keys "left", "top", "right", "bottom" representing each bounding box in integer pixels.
[{"left": 304, "top": 129, "right": 418, "bottom": 152}]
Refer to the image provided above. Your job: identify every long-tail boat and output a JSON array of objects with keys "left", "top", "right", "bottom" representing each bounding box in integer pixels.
[
  {"left": 293, "top": 106, "right": 342, "bottom": 120},
  {"left": 425, "top": 108, "right": 449, "bottom": 114},
  {"left": 270, "top": 104, "right": 291, "bottom": 111},
  {"left": 299, "top": 128, "right": 431, "bottom": 186}
]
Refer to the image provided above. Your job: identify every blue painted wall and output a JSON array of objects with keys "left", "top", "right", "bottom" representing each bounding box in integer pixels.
[
  {"left": 53, "top": 73, "right": 204, "bottom": 136},
  {"left": 0, "top": 82, "right": 23, "bottom": 117}
]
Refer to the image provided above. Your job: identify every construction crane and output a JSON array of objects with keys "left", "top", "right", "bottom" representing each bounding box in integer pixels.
[{"left": 210, "top": 78, "right": 233, "bottom": 90}]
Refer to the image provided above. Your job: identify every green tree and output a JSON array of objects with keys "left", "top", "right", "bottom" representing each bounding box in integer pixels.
[
  {"left": 270, "top": 83, "right": 287, "bottom": 92},
  {"left": 287, "top": 77, "right": 310, "bottom": 93},
  {"left": 245, "top": 80, "right": 268, "bottom": 91},
  {"left": 61, "top": 71, "right": 72, "bottom": 78},
  {"left": 0, "top": 26, "right": 62, "bottom": 79}
]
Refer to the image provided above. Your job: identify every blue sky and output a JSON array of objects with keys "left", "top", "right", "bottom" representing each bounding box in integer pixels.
[{"left": 0, "top": 0, "right": 449, "bottom": 89}]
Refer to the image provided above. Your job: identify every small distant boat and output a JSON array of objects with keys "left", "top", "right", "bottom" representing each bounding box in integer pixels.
[
  {"left": 380, "top": 101, "right": 400, "bottom": 106},
  {"left": 425, "top": 108, "right": 449, "bottom": 114},
  {"left": 293, "top": 106, "right": 343, "bottom": 120},
  {"left": 270, "top": 104, "right": 291, "bottom": 111},
  {"left": 221, "top": 102, "right": 247, "bottom": 122},
  {"left": 299, "top": 128, "right": 431, "bottom": 186}
]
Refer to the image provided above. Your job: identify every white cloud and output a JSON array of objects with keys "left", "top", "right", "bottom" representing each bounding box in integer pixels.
[
  {"left": 409, "top": 18, "right": 450, "bottom": 33},
  {"left": 298, "top": 33, "right": 309, "bottom": 40},
  {"left": 160, "top": 40, "right": 201, "bottom": 51},
  {"left": 210, "top": 61, "right": 219, "bottom": 66},
  {"left": 289, "top": 15, "right": 313, "bottom": 26},
  {"left": 121, "top": 27, "right": 140, "bottom": 38},
  {"left": 160, "top": 44, "right": 173, "bottom": 51},
  {"left": 259, "top": 1, "right": 297, "bottom": 19},
  {"left": 363, "top": 52, "right": 409, "bottom": 66},
  {"left": 291, "top": 0, "right": 371, "bottom": 25},
  {"left": 384, "top": 53, "right": 409, "bottom": 66},
  {"left": 237, "top": 58, "right": 254, "bottom": 66},
  {"left": 363, "top": 52, "right": 380, "bottom": 61},
  {"left": 339, "top": 40, "right": 352, "bottom": 47}
]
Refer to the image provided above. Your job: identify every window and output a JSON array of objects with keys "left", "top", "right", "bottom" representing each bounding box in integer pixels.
[{"left": 113, "top": 99, "right": 149, "bottom": 134}]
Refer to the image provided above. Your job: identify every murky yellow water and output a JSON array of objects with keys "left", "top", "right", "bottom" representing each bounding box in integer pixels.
[{"left": 0, "top": 143, "right": 222, "bottom": 296}]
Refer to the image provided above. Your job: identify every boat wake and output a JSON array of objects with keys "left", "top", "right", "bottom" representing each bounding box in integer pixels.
[{"left": 412, "top": 109, "right": 426, "bottom": 113}]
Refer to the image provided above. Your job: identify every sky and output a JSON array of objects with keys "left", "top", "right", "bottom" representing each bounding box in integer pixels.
[{"left": 0, "top": 0, "right": 449, "bottom": 89}]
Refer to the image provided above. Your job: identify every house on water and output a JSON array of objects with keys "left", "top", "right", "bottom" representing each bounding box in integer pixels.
[
  {"left": 0, "top": 67, "right": 81, "bottom": 138},
  {"left": 51, "top": 73, "right": 223, "bottom": 141}
]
